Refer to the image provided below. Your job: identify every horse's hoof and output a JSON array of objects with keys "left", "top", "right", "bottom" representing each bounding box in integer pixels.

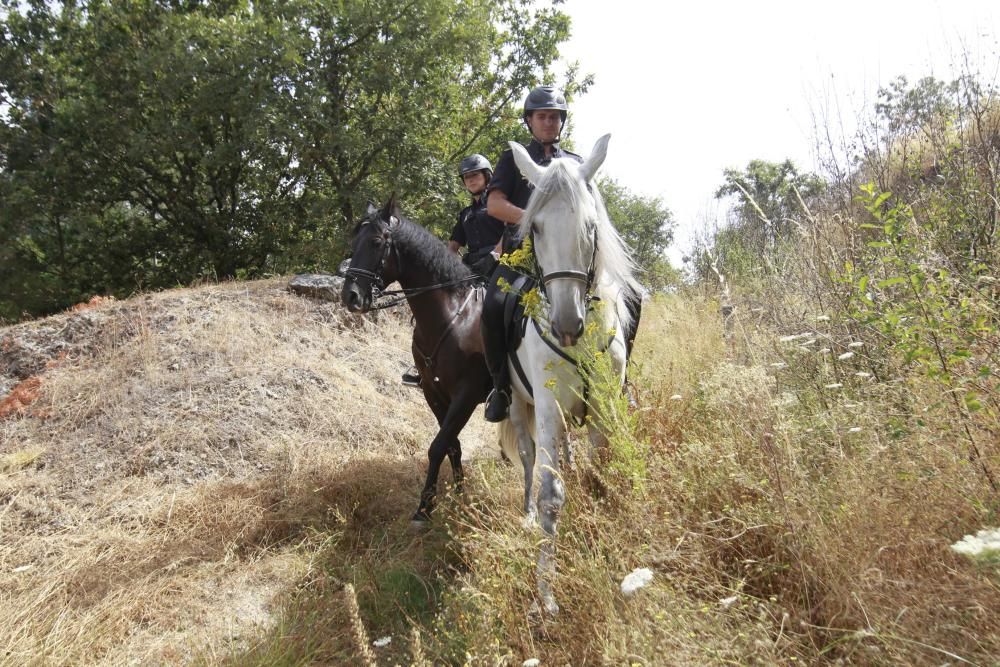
[
  {"left": 409, "top": 512, "right": 431, "bottom": 531},
  {"left": 521, "top": 510, "right": 539, "bottom": 531}
]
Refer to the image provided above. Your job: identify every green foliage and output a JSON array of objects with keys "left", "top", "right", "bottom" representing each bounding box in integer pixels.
[
  {"left": 689, "top": 159, "right": 825, "bottom": 287},
  {"left": 598, "top": 176, "right": 677, "bottom": 290},
  {"left": 715, "top": 159, "right": 825, "bottom": 250},
  {"left": 0, "top": 0, "right": 574, "bottom": 319},
  {"left": 838, "top": 183, "right": 998, "bottom": 465}
]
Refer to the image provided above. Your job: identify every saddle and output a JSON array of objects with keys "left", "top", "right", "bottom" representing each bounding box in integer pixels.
[{"left": 496, "top": 270, "right": 579, "bottom": 401}]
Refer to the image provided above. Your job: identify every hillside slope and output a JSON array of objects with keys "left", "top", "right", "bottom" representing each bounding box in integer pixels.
[{"left": 0, "top": 279, "right": 496, "bottom": 665}]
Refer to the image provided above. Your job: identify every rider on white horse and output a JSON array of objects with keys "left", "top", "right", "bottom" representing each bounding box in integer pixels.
[
  {"left": 480, "top": 85, "right": 642, "bottom": 422},
  {"left": 480, "top": 85, "right": 582, "bottom": 421}
]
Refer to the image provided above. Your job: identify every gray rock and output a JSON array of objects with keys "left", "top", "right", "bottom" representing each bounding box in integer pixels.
[{"left": 288, "top": 273, "right": 345, "bottom": 302}]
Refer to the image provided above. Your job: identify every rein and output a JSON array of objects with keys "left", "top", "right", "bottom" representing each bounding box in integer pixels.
[{"left": 360, "top": 275, "right": 482, "bottom": 311}]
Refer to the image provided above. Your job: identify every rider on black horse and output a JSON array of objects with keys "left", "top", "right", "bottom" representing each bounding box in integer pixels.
[
  {"left": 479, "top": 85, "right": 643, "bottom": 422},
  {"left": 401, "top": 153, "right": 505, "bottom": 386},
  {"left": 449, "top": 153, "right": 506, "bottom": 276}
]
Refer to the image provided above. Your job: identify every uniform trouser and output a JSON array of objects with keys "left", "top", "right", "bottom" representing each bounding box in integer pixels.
[{"left": 481, "top": 264, "right": 516, "bottom": 394}]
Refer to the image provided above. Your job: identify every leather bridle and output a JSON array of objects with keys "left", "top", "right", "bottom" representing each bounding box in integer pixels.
[{"left": 530, "top": 222, "right": 599, "bottom": 299}]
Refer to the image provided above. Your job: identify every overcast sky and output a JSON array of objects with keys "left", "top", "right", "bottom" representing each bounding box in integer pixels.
[{"left": 556, "top": 0, "right": 1000, "bottom": 263}]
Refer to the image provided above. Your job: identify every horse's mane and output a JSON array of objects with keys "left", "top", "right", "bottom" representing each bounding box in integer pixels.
[
  {"left": 393, "top": 215, "right": 473, "bottom": 288},
  {"left": 516, "top": 159, "right": 642, "bottom": 331}
]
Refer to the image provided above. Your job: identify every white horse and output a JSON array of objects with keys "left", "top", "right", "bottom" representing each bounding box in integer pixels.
[{"left": 497, "top": 134, "right": 642, "bottom": 615}]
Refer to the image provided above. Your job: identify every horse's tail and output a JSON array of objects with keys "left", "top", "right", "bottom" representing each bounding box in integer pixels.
[
  {"left": 497, "top": 402, "right": 535, "bottom": 468},
  {"left": 498, "top": 417, "right": 520, "bottom": 465}
]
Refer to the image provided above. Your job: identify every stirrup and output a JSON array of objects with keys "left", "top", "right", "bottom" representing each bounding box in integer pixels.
[
  {"left": 401, "top": 368, "right": 421, "bottom": 387},
  {"left": 484, "top": 388, "right": 510, "bottom": 423}
]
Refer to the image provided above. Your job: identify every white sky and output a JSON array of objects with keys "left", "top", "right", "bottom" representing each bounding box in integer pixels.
[{"left": 556, "top": 0, "right": 1000, "bottom": 263}]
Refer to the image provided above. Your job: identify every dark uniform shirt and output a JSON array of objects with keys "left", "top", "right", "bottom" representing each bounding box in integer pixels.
[
  {"left": 487, "top": 139, "right": 582, "bottom": 250},
  {"left": 449, "top": 194, "right": 505, "bottom": 262}
]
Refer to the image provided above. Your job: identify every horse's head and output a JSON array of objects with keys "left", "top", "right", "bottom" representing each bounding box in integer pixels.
[
  {"left": 512, "top": 134, "right": 611, "bottom": 346},
  {"left": 341, "top": 195, "right": 403, "bottom": 312}
]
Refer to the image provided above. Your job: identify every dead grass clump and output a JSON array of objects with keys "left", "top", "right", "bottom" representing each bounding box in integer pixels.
[{"left": 0, "top": 376, "right": 42, "bottom": 420}]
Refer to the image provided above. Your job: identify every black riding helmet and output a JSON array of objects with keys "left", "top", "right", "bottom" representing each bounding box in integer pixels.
[
  {"left": 523, "top": 85, "right": 568, "bottom": 122},
  {"left": 459, "top": 153, "right": 492, "bottom": 181}
]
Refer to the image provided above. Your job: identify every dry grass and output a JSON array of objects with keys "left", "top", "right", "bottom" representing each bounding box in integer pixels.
[
  {"left": 0, "top": 279, "right": 495, "bottom": 665},
  {"left": 3, "top": 278, "right": 998, "bottom": 665}
]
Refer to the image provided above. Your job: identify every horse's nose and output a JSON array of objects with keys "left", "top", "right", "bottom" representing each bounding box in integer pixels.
[
  {"left": 553, "top": 317, "right": 584, "bottom": 347},
  {"left": 342, "top": 282, "right": 364, "bottom": 312}
]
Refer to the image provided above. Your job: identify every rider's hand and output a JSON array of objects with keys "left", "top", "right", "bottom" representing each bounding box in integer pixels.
[{"left": 470, "top": 253, "right": 499, "bottom": 277}]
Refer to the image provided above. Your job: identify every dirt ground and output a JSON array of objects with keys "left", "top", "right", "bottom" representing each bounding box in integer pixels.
[{"left": 0, "top": 279, "right": 497, "bottom": 665}]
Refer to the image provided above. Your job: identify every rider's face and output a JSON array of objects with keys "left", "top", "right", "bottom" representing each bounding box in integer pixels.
[
  {"left": 463, "top": 171, "right": 487, "bottom": 195},
  {"left": 527, "top": 109, "right": 563, "bottom": 143}
]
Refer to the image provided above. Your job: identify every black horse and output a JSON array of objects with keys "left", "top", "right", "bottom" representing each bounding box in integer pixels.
[{"left": 341, "top": 196, "right": 492, "bottom": 522}]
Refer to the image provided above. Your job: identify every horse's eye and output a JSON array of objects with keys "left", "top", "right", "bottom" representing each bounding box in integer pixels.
[{"left": 370, "top": 236, "right": 383, "bottom": 247}]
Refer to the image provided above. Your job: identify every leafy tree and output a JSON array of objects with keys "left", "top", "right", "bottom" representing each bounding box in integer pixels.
[
  {"left": 715, "top": 159, "right": 825, "bottom": 253},
  {"left": 0, "top": 0, "right": 573, "bottom": 319},
  {"left": 598, "top": 177, "right": 677, "bottom": 290}
]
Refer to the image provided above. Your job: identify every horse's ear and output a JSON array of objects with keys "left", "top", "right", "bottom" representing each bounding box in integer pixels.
[
  {"left": 510, "top": 141, "right": 545, "bottom": 187},
  {"left": 381, "top": 193, "right": 402, "bottom": 226},
  {"left": 579, "top": 133, "right": 610, "bottom": 184},
  {"left": 366, "top": 201, "right": 378, "bottom": 217}
]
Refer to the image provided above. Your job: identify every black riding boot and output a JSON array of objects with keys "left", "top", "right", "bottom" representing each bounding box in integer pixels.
[{"left": 481, "top": 265, "right": 513, "bottom": 422}]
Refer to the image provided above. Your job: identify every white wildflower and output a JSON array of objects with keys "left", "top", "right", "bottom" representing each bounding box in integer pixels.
[
  {"left": 819, "top": 348, "right": 831, "bottom": 354},
  {"left": 799, "top": 338, "right": 817, "bottom": 346},
  {"left": 848, "top": 427, "right": 862, "bottom": 433},
  {"left": 12, "top": 564, "right": 33, "bottom": 573},
  {"left": 621, "top": 568, "right": 654, "bottom": 597},
  {"left": 719, "top": 595, "right": 739, "bottom": 608},
  {"left": 848, "top": 341, "right": 864, "bottom": 348},
  {"left": 669, "top": 394, "right": 683, "bottom": 401},
  {"left": 843, "top": 402, "right": 862, "bottom": 408},
  {"left": 825, "top": 383, "right": 843, "bottom": 389},
  {"left": 770, "top": 362, "right": 787, "bottom": 369},
  {"left": 838, "top": 352, "right": 854, "bottom": 360},
  {"left": 523, "top": 660, "right": 541, "bottom": 667},
  {"left": 816, "top": 315, "right": 831, "bottom": 321},
  {"left": 855, "top": 372, "right": 871, "bottom": 378},
  {"left": 951, "top": 528, "right": 1000, "bottom": 559},
  {"left": 779, "top": 334, "right": 799, "bottom": 343},
  {"left": 373, "top": 636, "right": 392, "bottom": 648}
]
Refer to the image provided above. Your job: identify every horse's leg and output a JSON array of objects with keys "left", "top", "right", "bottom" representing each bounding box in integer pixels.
[
  {"left": 446, "top": 438, "right": 463, "bottom": 495},
  {"left": 586, "top": 335, "right": 627, "bottom": 463},
  {"left": 533, "top": 395, "right": 567, "bottom": 616},
  {"left": 413, "top": 391, "right": 478, "bottom": 523},
  {"left": 509, "top": 396, "right": 537, "bottom": 526},
  {"left": 414, "top": 430, "right": 449, "bottom": 522}
]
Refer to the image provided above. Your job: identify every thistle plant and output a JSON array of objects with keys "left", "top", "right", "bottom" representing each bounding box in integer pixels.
[{"left": 497, "top": 236, "right": 545, "bottom": 321}]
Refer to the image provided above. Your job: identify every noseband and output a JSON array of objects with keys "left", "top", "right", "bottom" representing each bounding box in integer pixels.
[
  {"left": 344, "top": 218, "right": 397, "bottom": 294},
  {"left": 531, "top": 223, "right": 599, "bottom": 297}
]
